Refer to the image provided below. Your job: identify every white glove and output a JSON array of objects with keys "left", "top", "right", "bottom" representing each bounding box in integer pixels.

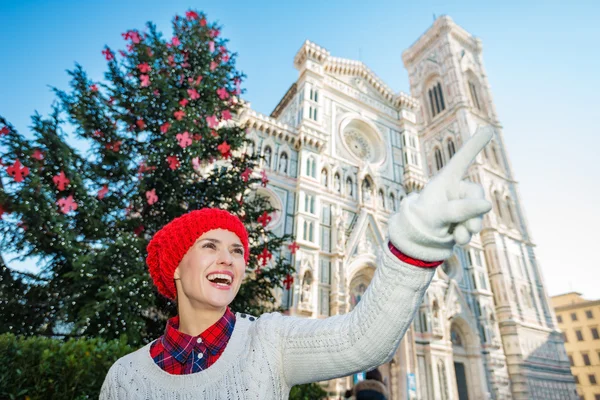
[{"left": 389, "top": 126, "right": 494, "bottom": 262}]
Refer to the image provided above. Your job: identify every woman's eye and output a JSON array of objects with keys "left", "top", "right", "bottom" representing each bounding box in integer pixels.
[
  {"left": 202, "top": 243, "right": 216, "bottom": 249},
  {"left": 234, "top": 248, "right": 244, "bottom": 255}
]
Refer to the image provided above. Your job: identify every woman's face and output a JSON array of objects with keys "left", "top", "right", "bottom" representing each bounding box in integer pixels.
[{"left": 174, "top": 229, "right": 246, "bottom": 311}]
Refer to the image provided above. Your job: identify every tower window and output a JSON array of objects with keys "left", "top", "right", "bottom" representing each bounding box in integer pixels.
[
  {"left": 447, "top": 139, "right": 456, "bottom": 159},
  {"left": 428, "top": 82, "right": 446, "bottom": 118},
  {"left": 434, "top": 148, "right": 444, "bottom": 171},
  {"left": 469, "top": 81, "right": 482, "bottom": 110}
]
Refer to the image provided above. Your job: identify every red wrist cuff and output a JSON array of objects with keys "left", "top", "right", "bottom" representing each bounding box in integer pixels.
[{"left": 388, "top": 241, "right": 444, "bottom": 268}]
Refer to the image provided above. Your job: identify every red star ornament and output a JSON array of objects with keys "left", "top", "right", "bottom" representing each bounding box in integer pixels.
[
  {"left": 6, "top": 159, "right": 30, "bottom": 183},
  {"left": 217, "top": 141, "right": 231, "bottom": 159},
  {"left": 288, "top": 242, "right": 300, "bottom": 254},
  {"left": 167, "top": 156, "right": 180, "bottom": 170},
  {"left": 52, "top": 171, "right": 70, "bottom": 191},
  {"left": 283, "top": 274, "right": 294, "bottom": 290},
  {"left": 174, "top": 110, "right": 186, "bottom": 121},
  {"left": 257, "top": 247, "right": 272, "bottom": 267},
  {"left": 257, "top": 211, "right": 272, "bottom": 227},
  {"left": 241, "top": 167, "right": 252, "bottom": 182},
  {"left": 57, "top": 195, "right": 78, "bottom": 214},
  {"left": 146, "top": 189, "right": 158, "bottom": 205}
]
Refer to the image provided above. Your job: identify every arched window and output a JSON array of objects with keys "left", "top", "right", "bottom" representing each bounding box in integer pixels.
[
  {"left": 419, "top": 310, "right": 429, "bottom": 333},
  {"left": 389, "top": 193, "right": 396, "bottom": 211},
  {"left": 346, "top": 177, "right": 353, "bottom": 197},
  {"left": 279, "top": 152, "right": 288, "bottom": 174},
  {"left": 334, "top": 173, "right": 341, "bottom": 193},
  {"left": 493, "top": 191, "right": 503, "bottom": 219},
  {"left": 435, "top": 148, "right": 444, "bottom": 171},
  {"left": 447, "top": 139, "right": 456, "bottom": 159},
  {"left": 468, "top": 81, "right": 482, "bottom": 111},
  {"left": 505, "top": 198, "right": 516, "bottom": 225},
  {"left": 321, "top": 169, "right": 328, "bottom": 187},
  {"left": 361, "top": 179, "right": 373, "bottom": 203},
  {"left": 303, "top": 220, "right": 314, "bottom": 241},
  {"left": 378, "top": 190, "right": 385, "bottom": 209},
  {"left": 263, "top": 146, "right": 272, "bottom": 168},
  {"left": 428, "top": 81, "right": 446, "bottom": 118},
  {"left": 305, "top": 156, "right": 316, "bottom": 177},
  {"left": 491, "top": 145, "right": 501, "bottom": 166}
]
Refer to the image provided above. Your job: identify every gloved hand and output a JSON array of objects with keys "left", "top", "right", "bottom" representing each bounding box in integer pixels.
[{"left": 389, "top": 126, "right": 494, "bottom": 262}]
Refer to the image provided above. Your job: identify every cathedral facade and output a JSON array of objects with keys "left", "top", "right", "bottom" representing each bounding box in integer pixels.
[{"left": 238, "top": 16, "right": 577, "bottom": 400}]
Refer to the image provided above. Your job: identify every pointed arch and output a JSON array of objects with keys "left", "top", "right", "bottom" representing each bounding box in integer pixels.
[
  {"left": 446, "top": 138, "right": 456, "bottom": 159},
  {"left": 263, "top": 145, "right": 272, "bottom": 169},
  {"left": 278, "top": 151, "right": 288, "bottom": 174},
  {"left": 320, "top": 168, "right": 328, "bottom": 187},
  {"left": 333, "top": 171, "right": 341, "bottom": 193},
  {"left": 434, "top": 147, "right": 445, "bottom": 171}
]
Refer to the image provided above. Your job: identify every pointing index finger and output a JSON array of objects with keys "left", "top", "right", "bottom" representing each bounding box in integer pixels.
[{"left": 440, "top": 125, "right": 494, "bottom": 180}]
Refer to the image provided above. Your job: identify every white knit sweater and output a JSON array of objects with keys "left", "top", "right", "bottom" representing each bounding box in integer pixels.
[{"left": 99, "top": 244, "right": 435, "bottom": 399}]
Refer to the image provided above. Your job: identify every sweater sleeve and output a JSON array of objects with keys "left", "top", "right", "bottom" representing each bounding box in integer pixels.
[
  {"left": 99, "top": 362, "right": 122, "bottom": 400},
  {"left": 272, "top": 242, "right": 436, "bottom": 387}
]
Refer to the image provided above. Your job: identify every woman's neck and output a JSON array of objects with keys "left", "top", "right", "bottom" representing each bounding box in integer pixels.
[{"left": 177, "top": 303, "right": 227, "bottom": 337}]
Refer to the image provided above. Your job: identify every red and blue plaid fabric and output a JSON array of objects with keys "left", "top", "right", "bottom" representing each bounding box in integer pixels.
[{"left": 150, "top": 307, "right": 236, "bottom": 375}]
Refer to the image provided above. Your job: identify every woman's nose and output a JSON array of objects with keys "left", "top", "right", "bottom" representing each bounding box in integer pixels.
[{"left": 217, "top": 248, "right": 233, "bottom": 265}]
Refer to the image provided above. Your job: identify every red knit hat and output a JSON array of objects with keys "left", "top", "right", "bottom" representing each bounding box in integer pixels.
[{"left": 146, "top": 208, "right": 249, "bottom": 300}]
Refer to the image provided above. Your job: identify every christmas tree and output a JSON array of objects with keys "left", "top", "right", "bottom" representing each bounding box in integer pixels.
[{"left": 0, "top": 10, "right": 297, "bottom": 347}]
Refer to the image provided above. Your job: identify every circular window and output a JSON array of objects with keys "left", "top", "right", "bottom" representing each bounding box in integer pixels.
[
  {"left": 344, "top": 130, "right": 373, "bottom": 160},
  {"left": 339, "top": 117, "right": 385, "bottom": 165}
]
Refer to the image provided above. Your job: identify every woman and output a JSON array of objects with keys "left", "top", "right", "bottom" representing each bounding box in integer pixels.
[{"left": 100, "top": 129, "right": 493, "bottom": 399}]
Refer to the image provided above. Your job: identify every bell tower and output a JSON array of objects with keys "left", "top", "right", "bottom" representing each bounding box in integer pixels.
[{"left": 402, "top": 16, "right": 576, "bottom": 400}]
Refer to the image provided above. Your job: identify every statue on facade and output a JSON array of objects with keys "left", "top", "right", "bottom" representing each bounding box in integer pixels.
[
  {"left": 301, "top": 273, "right": 312, "bottom": 305},
  {"left": 333, "top": 206, "right": 347, "bottom": 250},
  {"left": 279, "top": 152, "right": 288, "bottom": 173},
  {"left": 361, "top": 180, "right": 372, "bottom": 203},
  {"left": 334, "top": 173, "right": 341, "bottom": 193}
]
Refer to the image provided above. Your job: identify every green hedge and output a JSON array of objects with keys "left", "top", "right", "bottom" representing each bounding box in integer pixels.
[
  {"left": 0, "top": 333, "right": 326, "bottom": 399},
  {"left": 0, "top": 333, "right": 132, "bottom": 400}
]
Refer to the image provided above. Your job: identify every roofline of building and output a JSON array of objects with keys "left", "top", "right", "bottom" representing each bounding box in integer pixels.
[
  {"left": 553, "top": 299, "right": 600, "bottom": 312},
  {"left": 550, "top": 291, "right": 583, "bottom": 298}
]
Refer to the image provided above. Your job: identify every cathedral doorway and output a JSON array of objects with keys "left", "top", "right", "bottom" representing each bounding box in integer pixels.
[
  {"left": 450, "top": 321, "right": 479, "bottom": 400},
  {"left": 453, "top": 361, "right": 469, "bottom": 400}
]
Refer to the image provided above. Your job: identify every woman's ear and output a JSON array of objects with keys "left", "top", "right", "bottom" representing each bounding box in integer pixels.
[{"left": 173, "top": 266, "right": 180, "bottom": 280}]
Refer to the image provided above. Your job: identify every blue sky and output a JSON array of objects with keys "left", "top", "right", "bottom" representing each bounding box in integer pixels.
[{"left": 1, "top": 0, "right": 598, "bottom": 299}]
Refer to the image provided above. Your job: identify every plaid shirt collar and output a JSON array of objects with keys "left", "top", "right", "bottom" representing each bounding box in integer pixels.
[{"left": 162, "top": 307, "right": 236, "bottom": 365}]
